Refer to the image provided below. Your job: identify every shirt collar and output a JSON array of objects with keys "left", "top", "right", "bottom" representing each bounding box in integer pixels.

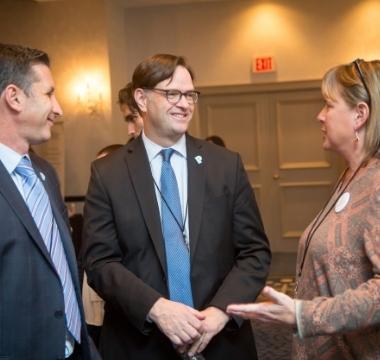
[
  {"left": 0, "top": 143, "right": 28, "bottom": 175},
  {"left": 142, "top": 131, "right": 187, "bottom": 163}
]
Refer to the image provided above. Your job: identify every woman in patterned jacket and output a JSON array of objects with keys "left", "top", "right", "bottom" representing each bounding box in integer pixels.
[{"left": 227, "top": 59, "right": 380, "bottom": 359}]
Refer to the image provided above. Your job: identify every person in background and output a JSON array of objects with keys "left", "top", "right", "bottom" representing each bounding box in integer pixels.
[
  {"left": 118, "top": 82, "right": 144, "bottom": 140},
  {"left": 82, "top": 143, "right": 123, "bottom": 348},
  {"left": 205, "top": 135, "right": 226, "bottom": 147},
  {"left": 228, "top": 59, "right": 380, "bottom": 359},
  {"left": 83, "top": 53, "right": 271, "bottom": 360},
  {"left": 0, "top": 43, "right": 97, "bottom": 359}
]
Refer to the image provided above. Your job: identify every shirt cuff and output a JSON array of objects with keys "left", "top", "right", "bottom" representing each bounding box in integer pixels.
[{"left": 295, "top": 299, "right": 305, "bottom": 339}]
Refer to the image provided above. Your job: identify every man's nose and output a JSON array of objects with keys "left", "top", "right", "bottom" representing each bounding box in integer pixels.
[
  {"left": 127, "top": 122, "right": 136, "bottom": 136},
  {"left": 52, "top": 95, "right": 63, "bottom": 117}
]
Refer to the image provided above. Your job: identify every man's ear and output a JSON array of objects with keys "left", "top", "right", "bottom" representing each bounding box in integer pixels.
[
  {"left": 354, "top": 101, "right": 370, "bottom": 130},
  {"left": 3, "top": 84, "right": 25, "bottom": 112},
  {"left": 134, "top": 88, "right": 147, "bottom": 114}
]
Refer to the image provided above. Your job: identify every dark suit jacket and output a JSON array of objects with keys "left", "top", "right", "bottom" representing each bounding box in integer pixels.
[
  {"left": 0, "top": 153, "right": 94, "bottom": 360},
  {"left": 83, "top": 135, "right": 271, "bottom": 360}
]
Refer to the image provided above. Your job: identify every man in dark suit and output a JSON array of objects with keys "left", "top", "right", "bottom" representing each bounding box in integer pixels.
[
  {"left": 0, "top": 43, "right": 97, "bottom": 360},
  {"left": 83, "top": 54, "right": 271, "bottom": 360}
]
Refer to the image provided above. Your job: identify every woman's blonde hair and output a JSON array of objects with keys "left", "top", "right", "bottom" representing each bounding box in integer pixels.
[{"left": 321, "top": 59, "right": 380, "bottom": 159}]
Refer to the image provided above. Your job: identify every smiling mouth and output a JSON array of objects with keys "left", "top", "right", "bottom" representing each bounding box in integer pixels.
[{"left": 171, "top": 113, "right": 188, "bottom": 120}]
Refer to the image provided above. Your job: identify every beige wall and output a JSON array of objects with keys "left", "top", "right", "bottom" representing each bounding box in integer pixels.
[
  {"left": 1, "top": 0, "right": 380, "bottom": 195},
  {"left": 123, "top": 0, "right": 380, "bottom": 86},
  {"left": 0, "top": 0, "right": 119, "bottom": 195}
]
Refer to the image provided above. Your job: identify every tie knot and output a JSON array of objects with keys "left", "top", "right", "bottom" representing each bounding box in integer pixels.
[
  {"left": 161, "top": 148, "right": 175, "bottom": 162},
  {"left": 14, "top": 156, "right": 36, "bottom": 178}
]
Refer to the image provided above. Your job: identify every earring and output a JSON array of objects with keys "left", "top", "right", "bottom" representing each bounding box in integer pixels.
[{"left": 354, "top": 130, "right": 359, "bottom": 142}]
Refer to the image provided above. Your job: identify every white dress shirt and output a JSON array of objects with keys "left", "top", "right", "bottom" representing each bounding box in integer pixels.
[
  {"left": 142, "top": 131, "right": 190, "bottom": 246},
  {"left": 0, "top": 142, "right": 28, "bottom": 196}
]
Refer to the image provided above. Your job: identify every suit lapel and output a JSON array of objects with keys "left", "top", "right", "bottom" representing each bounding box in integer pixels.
[
  {"left": 125, "top": 137, "right": 167, "bottom": 275},
  {"left": 0, "top": 160, "right": 57, "bottom": 269},
  {"left": 186, "top": 135, "right": 205, "bottom": 259}
]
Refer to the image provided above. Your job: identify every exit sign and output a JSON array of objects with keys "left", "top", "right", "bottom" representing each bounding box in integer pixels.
[{"left": 253, "top": 56, "right": 276, "bottom": 73}]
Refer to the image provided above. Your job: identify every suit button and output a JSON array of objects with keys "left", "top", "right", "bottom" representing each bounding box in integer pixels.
[{"left": 54, "top": 310, "right": 64, "bottom": 318}]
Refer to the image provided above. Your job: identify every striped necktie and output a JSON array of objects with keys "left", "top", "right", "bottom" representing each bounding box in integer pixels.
[
  {"left": 160, "top": 148, "right": 193, "bottom": 307},
  {"left": 14, "top": 156, "right": 81, "bottom": 343}
]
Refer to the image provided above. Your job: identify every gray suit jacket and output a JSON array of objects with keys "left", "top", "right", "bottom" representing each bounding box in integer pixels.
[{"left": 0, "top": 153, "right": 95, "bottom": 360}]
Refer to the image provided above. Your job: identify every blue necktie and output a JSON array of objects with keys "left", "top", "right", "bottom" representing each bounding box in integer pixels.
[
  {"left": 15, "top": 157, "right": 81, "bottom": 343},
  {"left": 160, "top": 149, "right": 193, "bottom": 307}
]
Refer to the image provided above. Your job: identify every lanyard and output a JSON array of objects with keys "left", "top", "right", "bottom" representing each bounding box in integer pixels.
[
  {"left": 297, "top": 162, "right": 364, "bottom": 280},
  {"left": 153, "top": 178, "right": 189, "bottom": 251}
]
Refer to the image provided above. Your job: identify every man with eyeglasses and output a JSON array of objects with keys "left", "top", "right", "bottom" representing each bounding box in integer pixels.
[
  {"left": 118, "top": 82, "right": 144, "bottom": 140},
  {"left": 83, "top": 54, "right": 271, "bottom": 360}
]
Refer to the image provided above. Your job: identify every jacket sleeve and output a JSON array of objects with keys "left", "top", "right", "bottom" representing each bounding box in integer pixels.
[
  {"left": 208, "top": 154, "right": 271, "bottom": 314},
  {"left": 82, "top": 162, "right": 162, "bottom": 333}
]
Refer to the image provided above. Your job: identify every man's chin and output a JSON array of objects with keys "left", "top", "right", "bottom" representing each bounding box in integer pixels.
[
  {"left": 173, "top": 123, "right": 190, "bottom": 135},
  {"left": 30, "top": 133, "right": 52, "bottom": 146}
]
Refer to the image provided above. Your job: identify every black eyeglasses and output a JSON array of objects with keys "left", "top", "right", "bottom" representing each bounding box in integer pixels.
[
  {"left": 144, "top": 88, "right": 200, "bottom": 104},
  {"left": 353, "top": 59, "right": 371, "bottom": 106}
]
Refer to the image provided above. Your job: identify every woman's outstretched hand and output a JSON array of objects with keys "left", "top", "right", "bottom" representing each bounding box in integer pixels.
[{"left": 226, "top": 286, "right": 297, "bottom": 327}]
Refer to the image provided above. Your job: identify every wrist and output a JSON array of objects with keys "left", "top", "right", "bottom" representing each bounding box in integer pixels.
[
  {"left": 148, "top": 297, "right": 165, "bottom": 322},
  {"left": 209, "top": 306, "right": 230, "bottom": 324}
]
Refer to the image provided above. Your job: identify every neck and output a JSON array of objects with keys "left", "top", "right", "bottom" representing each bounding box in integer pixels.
[
  {"left": 344, "top": 150, "right": 366, "bottom": 173},
  {"left": 339, "top": 136, "right": 366, "bottom": 172},
  {"left": 0, "top": 131, "right": 29, "bottom": 155},
  {"left": 0, "top": 109, "right": 29, "bottom": 154}
]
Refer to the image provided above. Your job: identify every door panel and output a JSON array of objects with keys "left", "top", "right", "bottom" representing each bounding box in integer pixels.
[
  {"left": 280, "top": 181, "right": 332, "bottom": 239},
  {"left": 205, "top": 103, "right": 260, "bottom": 171},
  {"left": 276, "top": 98, "right": 330, "bottom": 169},
  {"left": 197, "top": 81, "right": 343, "bottom": 252}
]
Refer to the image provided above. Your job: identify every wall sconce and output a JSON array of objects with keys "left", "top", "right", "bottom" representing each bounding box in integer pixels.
[{"left": 75, "top": 75, "right": 104, "bottom": 115}]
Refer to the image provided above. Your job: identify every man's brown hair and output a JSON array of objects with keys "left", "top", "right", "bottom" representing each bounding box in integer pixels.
[
  {"left": 130, "top": 54, "right": 194, "bottom": 115},
  {"left": 0, "top": 43, "right": 50, "bottom": 95}
]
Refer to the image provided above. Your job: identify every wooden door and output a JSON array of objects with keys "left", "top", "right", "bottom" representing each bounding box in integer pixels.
[{"left": 197, "top": 81, "right": 343, "bottom": 252}]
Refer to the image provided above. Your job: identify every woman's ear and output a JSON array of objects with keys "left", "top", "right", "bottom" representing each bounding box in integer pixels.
[
  {"left": 134, "top": 88, "right": 147, "bottom": 114},
  {"left": 3, "top": 84, "right": 24, "bottom": 112},
  {"left": 354, "top": 101, "right": 370, "bottom": 130}
]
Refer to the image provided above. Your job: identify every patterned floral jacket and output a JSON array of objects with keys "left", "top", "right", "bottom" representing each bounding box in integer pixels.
[{"left": 294, "top": 158, "right": 380, "bottom": 359}]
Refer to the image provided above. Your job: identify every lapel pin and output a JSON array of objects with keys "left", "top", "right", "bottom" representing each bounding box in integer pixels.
[
  {"left": 194, "top": 155, "right": 202, "bottom": 164},
  {"left": 40, "top": 172, "right": 46, "bottom": 181}
]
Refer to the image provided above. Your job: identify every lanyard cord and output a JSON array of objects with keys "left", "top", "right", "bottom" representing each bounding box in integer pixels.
[
  {"left": 152, "top": 177, "right": 189, "bottom": 250},
  {"left": 297, "top": 163, "right": 364, "bottom": 278}
]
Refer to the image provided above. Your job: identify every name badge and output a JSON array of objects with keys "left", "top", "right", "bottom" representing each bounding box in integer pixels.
[{"left": 335, "top": 192, "right": 350, "bottom": 213}]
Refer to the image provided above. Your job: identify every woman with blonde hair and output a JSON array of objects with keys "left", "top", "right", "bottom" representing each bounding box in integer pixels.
[{"left": 228, "top": 59, "right": 380, "bottom": 359}]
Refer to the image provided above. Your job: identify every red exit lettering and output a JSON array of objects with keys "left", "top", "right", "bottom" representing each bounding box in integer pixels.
[{"left": 253, "top": 57, "right": 275, "bottom": 73}]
